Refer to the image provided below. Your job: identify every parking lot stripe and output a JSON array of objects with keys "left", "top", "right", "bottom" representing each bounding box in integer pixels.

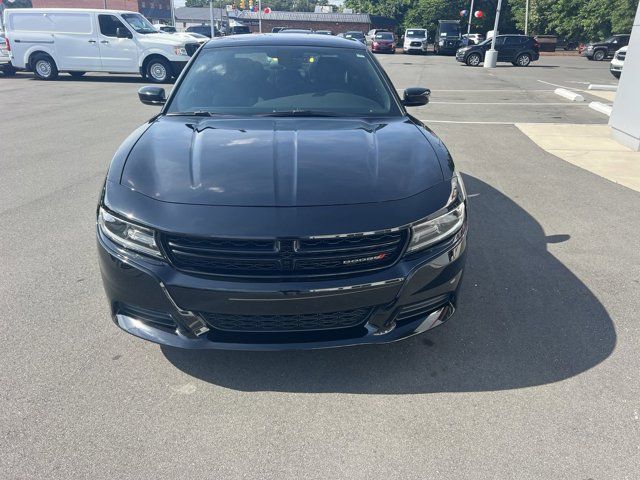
[
  {"left": 537, "top": 80, "right": 583, "bottom": 91},
  {"left": 429, "top": 102, "right": 589, "bottom": 106}
]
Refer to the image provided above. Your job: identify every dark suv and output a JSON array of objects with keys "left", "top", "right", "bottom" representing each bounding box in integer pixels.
[
  {"left": 583, "top": 34, "right": 630, "bottom": 61},
  {"left": 97, "top": 34, "right": 467, "bottom": 350},
  {"left": 186, "top": 24, "right": 221, "bottom": 38},
  {"left": 456, "top": 35, "right": 540, "bottom": 66}
]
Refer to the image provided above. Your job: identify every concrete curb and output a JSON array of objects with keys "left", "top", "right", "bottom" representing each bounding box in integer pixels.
[
  {"left": 589, "top": 101, "right": 613, "bottom": 116},
  {"left": 554, "top": 88, "right": 585, "bottom": 102},
  {"left": 588, "top": 84, "right": 618, "bottom": 91}
]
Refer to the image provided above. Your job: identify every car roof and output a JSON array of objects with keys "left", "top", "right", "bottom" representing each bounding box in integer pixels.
[{"left": 202, "top": 33, "right": 366, "bottom": 50}]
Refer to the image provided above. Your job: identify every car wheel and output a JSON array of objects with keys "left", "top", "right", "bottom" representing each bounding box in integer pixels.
[
  {"left": 2, "top": 64, "right": 17, "bottom": 76},
  {"left": 466, "top": 53, "right": 481, "bottom": 66},
  {"left": 32, "top": 54, "right": 59, "bottom": 80},
  {"left": 69, "top": 71, "right": 86, "bottom": 78},
  {"left": 593, "top": 49, "right": 606, "bottom": 61},
  {"left": 515, "top": 53, "right": 531, "bottom": 67},
  {"left": 146, "top": 57, "right": 172, "bottom": 83}
]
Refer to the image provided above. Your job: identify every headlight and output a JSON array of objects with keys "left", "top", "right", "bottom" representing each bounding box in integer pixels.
[
  {"left": 407, "top": 174, "right": 466, "bottom": 253},
  {"left": 98, "top": 207, "right": 163, "bottom": 258},
  {"left": 587, "top": 45, "right": 594, "bottom": 51},
  {"left": 174, "top": 46, "right": 188, "bottom": 56},
  {"left": 439, "top": 40, "right": 445, "bottom": 46}
]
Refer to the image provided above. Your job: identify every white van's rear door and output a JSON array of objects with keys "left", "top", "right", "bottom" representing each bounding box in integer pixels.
[
  {"left": 7, "top": 11, "right": 101, "bottom": 71},
  {"left": 46, "top": 12, "right": 101, "bottom": 71}
]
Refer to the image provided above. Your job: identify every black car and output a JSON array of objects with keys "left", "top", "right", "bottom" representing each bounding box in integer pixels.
[
  {"left": 341, "top": 31, "right": 366, "bottom": 44},
  {"left": 186, "top": 24, "right": 221, "bottom": 38},
  {"left": 583, "top": 34, "right": 630, "bottom": 61},
  {"left": 456, "top": 35, "right": 540, "bottom": 66},
  {"left": 228, "top": 25, "right": 251, "bottom": 35},
  {"left": 97, "top": 34, "right": 467, "bottom": 350}
]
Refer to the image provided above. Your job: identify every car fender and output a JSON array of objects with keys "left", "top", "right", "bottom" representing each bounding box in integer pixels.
[
  {"left": 19, "top": 44, "right": 56, "bottom": 69},
  {"left": 138, "top": 48, "right": 177, "bottom": 68}
]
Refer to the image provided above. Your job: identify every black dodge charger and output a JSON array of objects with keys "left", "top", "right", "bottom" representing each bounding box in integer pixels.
[{"left": 97, "top": 34, "right": 468, "bottom": 350}]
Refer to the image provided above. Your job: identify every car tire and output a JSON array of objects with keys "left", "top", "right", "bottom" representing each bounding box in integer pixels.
[
  {"left": 145, "top": 57, "right": 172, "bottom": 83},
  {"left": 466, "top": 53, "right": 481, "bottom": 66},
  {"left": 2, "top": 64, "right": 17, "bottom": 76},
  {"left": 515, "top": 53, "right": 531, "bottom": 67},
  {"left": 69, "top": 71, "right": 86, "bottom": 78},
  {"left": 593, "top": 49, "right": 606, "bottom": 61},
  {"left": 32, "top": 54, "right": 58, "bottom": 80}
]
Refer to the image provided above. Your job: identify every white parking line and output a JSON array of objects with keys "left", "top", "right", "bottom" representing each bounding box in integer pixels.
[
  {"left": 537, "top": 80, "right": 582, "bottom": 91},
  {"left": 419, "top": 119, "right": 517, "bottom": 124},
  {"left": 429, "top": 102, "right": 589, "bottom": 105}
]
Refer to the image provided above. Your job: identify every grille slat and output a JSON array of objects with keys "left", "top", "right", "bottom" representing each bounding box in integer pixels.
[
  {"left": 162, "top": 230, "right": 407, "bottom": 278},
  {"left": 200, "top": 307, "right": 372, "bottom": 332}
]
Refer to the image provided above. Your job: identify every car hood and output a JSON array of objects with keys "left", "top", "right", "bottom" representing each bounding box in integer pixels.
[
  {"left": 121, "top": 116, "right": 444, "bottom": 207},
  {"left": 138, "top": 32, "right": 186, "bottom": 46}
]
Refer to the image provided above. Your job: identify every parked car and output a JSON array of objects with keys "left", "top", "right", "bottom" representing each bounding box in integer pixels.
[
  {"left": 5, "top": 8, "right": 197, "bottom": 82},
  {"left": 98, "top": 34, "right": 467, "bottom": 350},
  {"left": 403, "top": 28, "right": 428, "bottom": 54},
  {"left": 365, "top": 28, "right": 391, "bottom": 45},
  {"left": 371, "top": 32, "right": 396, "bottom": 53},
  {"left": 456, "top": 35, "right": 540, "bottom": 67},
  {"left": 610, "top": 46, "right": 626, "bottom": 79},
  {"left": 280, "top": 29, "right": 313, "bottom": 34},
  {"left": 461, "top": 33, "right": 484, "bottom": 45},
  {"left": 583, "top": 34, "right": 630, "bottom": 61},
  {"left": 315, "top": 30, "right": 333, "bottom": 35},
  {"left": 228, "top": 25, "right": 251, "bottom": 35},
  {"left": 154, "top": 24, "right": 176, "bottom": 34},
  {"left": 340, "top": 31, "right": 366, "bottom": 44},
  {"left": 0, "top": 34, "right": 17, "bottom": 76},
  {"left": 271, "top": 26, "right": 291, "bottom": 33},
  {"left": 186, "top": 24, "right": 220, "bottom": 38},
  {"left": 434, "top": 20, "right": 462, "bottom": 55}
]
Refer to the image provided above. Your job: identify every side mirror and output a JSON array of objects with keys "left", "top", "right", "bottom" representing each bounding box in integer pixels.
[
  {"left": 403, "top": 87, "right": 430, "bottom": 107},
  {"left": 138, "top": 86, "right": 166, "bottom": 106},
  {"left": 116, "top": 27, "right": 132, "bottom": 39}
]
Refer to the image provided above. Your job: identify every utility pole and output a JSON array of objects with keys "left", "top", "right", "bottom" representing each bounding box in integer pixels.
[
  {"left": 483, "top": 0, "right": 503, "bottom": 68},
  {"left": 103, "top": 0, "right": 107, "bottom": 9},
  {"left": 170, "top": 0, "right": 176, "bottom": 27},
  {"left": 258, "top": 0, "right": 262, "bottom": 33},
  {"left": 209, "top": 0, "right": 215, "bottom": 37},
  {"left": 467, "top": 0, "right": 475, "bottom": 35},
  {"left": 524, "top": 0, "right": 530, "bottom": 35}
]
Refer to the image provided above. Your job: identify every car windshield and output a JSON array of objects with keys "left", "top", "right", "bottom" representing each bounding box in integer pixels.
[
  {"left": 375, "top": 33, "right": 394, "bottom": 40},
  {"left": 439, "top": 23, "right": 460, "bottom": 37},
  {"left": 478, "top": 38, "right": 493, "bottom": 46},
  {"left": 122, "top": 13, "right": 157, "bottom": 34},
  {"left": 167, "top": 46, "right": 401, "bottom": 117},
  {"left": 406, "top": 30, "right": 426, "bottom": 38}
]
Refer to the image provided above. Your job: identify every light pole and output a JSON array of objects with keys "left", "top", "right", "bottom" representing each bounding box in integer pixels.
[
  {"left": 467, "top": 0, "right": 475, "bottom": 35},
  {"left": 209, "top": 0, "right": 215, "bottom": 38},
  {"left": 170, "top": 0, "right": 176, "bottom": 27},
  {"left": 524, "top": 0, "right": 530, "bottom": 35},
  {"left": 483, "top": 0, "right": 503, "bottom": 68}
]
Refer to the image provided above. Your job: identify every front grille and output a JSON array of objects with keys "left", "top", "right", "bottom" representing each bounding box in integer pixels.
[
  {"left": 161, "top": 230, "right": 408, "bottom": 278},
  {"left": 410, "top": 41, "right": 422, "bottom": 47},
  {"left": 200, "top": 307, "right": 373, "bottom": 332}
]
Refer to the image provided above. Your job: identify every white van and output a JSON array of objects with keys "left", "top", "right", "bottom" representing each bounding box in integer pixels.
[{"left": 3, "top": 9, "right": 199, "bottom": 82}]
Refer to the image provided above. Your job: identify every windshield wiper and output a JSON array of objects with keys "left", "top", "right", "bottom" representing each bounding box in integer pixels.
[{"left": 258, "top": 110, "right": 345, "bottom": 117}]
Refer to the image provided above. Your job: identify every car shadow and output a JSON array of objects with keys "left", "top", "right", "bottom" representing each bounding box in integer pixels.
[
  {"left": 161, "top": 174, "right": 616, "bottom": 394},
  {"left": 2, "top": 72, "right": 172, "bottom": 84}
]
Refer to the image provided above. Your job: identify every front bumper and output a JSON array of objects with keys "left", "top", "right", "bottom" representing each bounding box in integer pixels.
[
  {"left": 98, "top": 222, "right": 467, "bottom": 350},
  {"left": 610, "top": 59, "right": 623, "bottom": 73},
  {"left": 403, "top": 43, "right": 427, "bottom": 53},
  {"left": 372, "top": 44, "right": 395, "bottom": 52}
]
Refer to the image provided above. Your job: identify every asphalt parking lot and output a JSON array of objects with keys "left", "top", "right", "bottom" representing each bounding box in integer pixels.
[{"left": 2, "top": 54, "right": 639, "bottom": 479}]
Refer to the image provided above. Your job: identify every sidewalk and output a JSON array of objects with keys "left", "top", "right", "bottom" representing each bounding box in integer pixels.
[{"left": 516, "top": 123, "right": 640, "bottom": 192}]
